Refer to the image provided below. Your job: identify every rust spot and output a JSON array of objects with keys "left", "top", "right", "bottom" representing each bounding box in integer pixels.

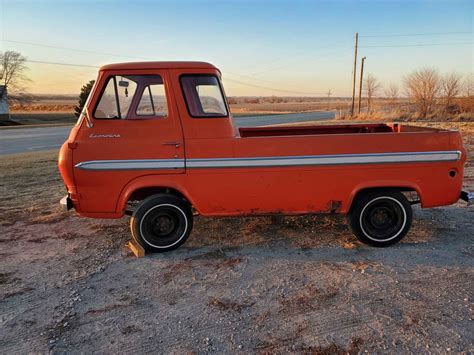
[
  {"left": 327, "top": 200, "right": 341, "bottom": 214},
  {"left": 233, "top": 208, "right": 286, "bottom": 217}
]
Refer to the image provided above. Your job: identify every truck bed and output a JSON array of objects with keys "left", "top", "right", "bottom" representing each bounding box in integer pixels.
[{"left": 238, "top": 123, "right": 443, "bottom": 138}]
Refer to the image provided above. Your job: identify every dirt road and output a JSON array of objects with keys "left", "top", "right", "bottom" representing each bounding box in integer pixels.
[{"left": 1, "top": 121, "right": 473, "bottom": 353}]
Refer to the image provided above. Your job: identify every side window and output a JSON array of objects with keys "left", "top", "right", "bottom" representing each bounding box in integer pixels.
[
  {"left": 95, "top": 78, "right": 119, "bottom": 119},
  {"left": 116, "top": 76, "right": 137, "bottom": 118},
  {"left": 136, "top": 83, "right": 168, "bottom": 117},
  {"left": 180, "top": 75, "right": 228, "bottom": 118},
  {"left": 94, "top": 75, "right": 165, "bottom": 119}
]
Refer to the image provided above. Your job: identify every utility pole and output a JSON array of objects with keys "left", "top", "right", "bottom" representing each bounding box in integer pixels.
[
  {"left": 350, "top": 32, "right": 359, "bottom": 117},
  {"left": 326, "top": 89, "right": 331, "bottom": 110},
  {"left": 358, "top": 56, "right": 366, "bottom": 115}
]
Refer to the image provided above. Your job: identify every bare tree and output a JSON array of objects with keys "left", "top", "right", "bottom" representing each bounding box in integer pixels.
[
  {"left": 0, "top": 51, "right": 28, "bottom": 99},
  {"left": 384, "top": 83, "right": 399, "bottom": 104},
  {"left": 404, "top": 68, "right": 440, "bottom": 117},
  {"left": 463, "top": 73, "right": 474, "bottom": 97},
  {"left": 364, "top": 74, "right": 380, "bottom": 113},
  {"left": 441, "top": 72, "right": 462, "bottom": 111}
]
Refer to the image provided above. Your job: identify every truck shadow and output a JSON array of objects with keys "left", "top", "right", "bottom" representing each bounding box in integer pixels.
[
  {"left": 144, "top": 205, "right": 473, "bottom": 269},
  {"left": 186, "top": 209, "right": 440, "bottom": 251}
]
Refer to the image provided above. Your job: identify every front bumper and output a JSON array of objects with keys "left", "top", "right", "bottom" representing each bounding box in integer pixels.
[
  {"left": 460, "top": 190, "right": 474, "bottom": 206},
  {"left": 60, "top": 195, "right": 74, "bottom": 211}
]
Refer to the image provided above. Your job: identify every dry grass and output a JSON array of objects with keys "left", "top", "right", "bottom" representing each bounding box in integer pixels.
[
  {"left": 340, "top": 97, "right": 474, "bottom": 122},
  {"left": 278, "top": 283, "right": 339, "bottom": 314},
  {"left": 337, "top": 109, "right": 474, "bottom": 122},
  {"left": 0, "top": 150, "right": 66, "bottom": 226},
  {"left": 187, "top": 214, "right": 357, "bottom": 250},
  {"left": 11, "top": 103, "right": 74, "bottom": 113}
]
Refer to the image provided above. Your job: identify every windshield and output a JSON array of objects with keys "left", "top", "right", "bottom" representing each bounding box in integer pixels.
[{"left": 93, "top": 75, "right": 166, "bottom": 119}]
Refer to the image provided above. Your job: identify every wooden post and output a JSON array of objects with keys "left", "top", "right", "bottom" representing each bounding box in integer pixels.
[
  {"left": 127, "top": 240, "right": 145, "bottom": 258},
  {"left": 350, "top": 32, "right": 359, "bottom": 117},
  {"left": 358, "top": 57, "right": 366, "bottom": 115}
]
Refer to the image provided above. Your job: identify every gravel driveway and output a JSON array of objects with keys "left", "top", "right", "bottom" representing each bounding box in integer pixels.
[{"left": 1, "top": 205, "right": 473, "bottom": 353}]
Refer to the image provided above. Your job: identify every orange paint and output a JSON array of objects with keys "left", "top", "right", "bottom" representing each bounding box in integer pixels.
[{"left": 58, "top": 62, "right": 467, "bottom": 219}]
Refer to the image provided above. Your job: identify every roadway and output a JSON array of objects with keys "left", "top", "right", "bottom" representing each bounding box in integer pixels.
[{"left": 0, "top": 111, "right": 335, "bottom": 156}]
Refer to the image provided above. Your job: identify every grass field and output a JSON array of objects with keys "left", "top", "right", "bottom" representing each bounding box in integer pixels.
[
  {"left": 5, "top": 94, "right": 473, "bottom": 127},
  {"left": 0, "top": 150, "right": 65, "bottom": 226}
]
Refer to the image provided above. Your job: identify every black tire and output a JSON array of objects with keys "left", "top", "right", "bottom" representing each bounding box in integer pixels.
[
  {"left": 130, "top": 194, "right": 193, "bottom": 252},
  {"left": 348, "top": 190, "right": 412, "bottom": 247}
]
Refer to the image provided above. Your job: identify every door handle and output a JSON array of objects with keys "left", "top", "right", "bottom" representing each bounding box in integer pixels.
[{"left": 162, "top": 141, "right": 181, "bottom": 148}]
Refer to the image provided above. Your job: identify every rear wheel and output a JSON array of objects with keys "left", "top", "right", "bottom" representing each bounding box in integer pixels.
[
  {"left": 130, "top": 194, "right": 193, "bottom": 252},
  {"left": 348, "top": 190, "right": 412, "bottom": 247}
]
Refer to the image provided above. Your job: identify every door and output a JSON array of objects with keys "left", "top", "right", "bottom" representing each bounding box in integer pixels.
[{"left": 72, "top": 70, "right": 184, "bottom": 213}]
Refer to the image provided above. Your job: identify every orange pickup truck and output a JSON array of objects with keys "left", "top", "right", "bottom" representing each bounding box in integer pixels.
[{"left": 59, "top": 61, "right": 472, "bottom": 252}]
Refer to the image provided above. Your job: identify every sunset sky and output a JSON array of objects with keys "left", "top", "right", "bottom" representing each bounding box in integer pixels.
[{"left": 0, "top": 0, "right": 472, "bottom": 96}]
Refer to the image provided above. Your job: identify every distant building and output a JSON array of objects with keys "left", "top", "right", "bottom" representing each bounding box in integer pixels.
[{"left": 0, "top": 85, "right": 10, "bottom": 121}]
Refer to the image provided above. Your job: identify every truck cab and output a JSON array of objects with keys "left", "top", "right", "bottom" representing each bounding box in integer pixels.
[{"left": 59, "top": 61, "right": 472, "bottom": 252}]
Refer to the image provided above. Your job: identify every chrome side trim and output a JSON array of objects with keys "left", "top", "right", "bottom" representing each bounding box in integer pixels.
[
  {"left": 186, "top": 150, "right": 462, "bottom": 169},
  {"left": 75, "top": 159, "right": 185, "bottom": 170},
  {"left": 74, "top": 151, "right": 461, "bottom": 171}
]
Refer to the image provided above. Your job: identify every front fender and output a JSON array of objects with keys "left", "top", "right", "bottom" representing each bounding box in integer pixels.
[{"left": 115, "top": 174, "right": 195, "bottom": 214}]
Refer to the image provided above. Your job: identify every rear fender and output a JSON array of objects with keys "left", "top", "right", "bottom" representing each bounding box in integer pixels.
[{"left": 346, "top": 180, "right": 423, "bottom": 213}]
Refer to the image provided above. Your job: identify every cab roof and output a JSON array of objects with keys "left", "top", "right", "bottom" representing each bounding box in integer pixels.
[{"left": 100, "top": 61, "right": 219, "bottom": 71}]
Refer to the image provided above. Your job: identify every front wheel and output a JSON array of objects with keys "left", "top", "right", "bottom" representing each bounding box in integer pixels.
[
  {"left": 348, "top": 190, "right": 413, "bottom": 247},
  {"left": 130, "top": 194, "right": 193, "bottom": 252}
]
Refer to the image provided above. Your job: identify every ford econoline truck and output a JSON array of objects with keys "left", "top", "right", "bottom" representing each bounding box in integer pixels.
[{"left": 58, "top": 61, "right": 473, "bottom": 252}]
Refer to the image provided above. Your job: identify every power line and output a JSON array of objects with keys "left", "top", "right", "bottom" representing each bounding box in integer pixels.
[
  {"left": 6, "top": 39, "right": 324, "bottom": 93},
  {"left": 7, "top": 36, "right": 469, "bottom": 97},
  {"left": 224, "top": 70, "right": 310, "bottom": 88},
  {"left": 26, "top": 60, "right": 99, "bottom": 68},
  {"left": 1, "top": 39, "right": 150, "bottom": 60},
  {"left": 360, "top": 42, "right": 473, "bottom": 48},
  {"left": 360, "top": 31, "right": 472, "bottom": 38},
  {"left": 224, "top": 70, "right": 286, "bottom": 85},
  {"left": 24, "top": 59, "right": 332, "bottom": 95},
  {"left": 7, "top": 37, "right": 471, "bottom": 73},
  {"left": 3, "top": 38, "right": 344, "bottom": 79},
  {"left": 224, "top": 78, "right": 331, "bottom": 96}
]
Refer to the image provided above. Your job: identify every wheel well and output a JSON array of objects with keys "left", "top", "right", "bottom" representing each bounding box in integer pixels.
[
  {"left": 127, "top": 187, "right": 189, "bottom": 206},
  {"left": 350, "top": 187, "right": 420, "bottom": 211}
]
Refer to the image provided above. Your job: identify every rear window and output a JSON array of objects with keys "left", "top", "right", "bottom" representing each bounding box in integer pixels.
[
  {"left": 94, "top": 75, "right": 167, "bottom": 119},
  {"left": 180, "top": 75, "right": 228, "bottom": 118}
]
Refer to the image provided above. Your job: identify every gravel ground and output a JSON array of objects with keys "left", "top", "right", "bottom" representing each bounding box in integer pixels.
[{"left": 1, "top": 205, "right": 473, "bottom": 353}]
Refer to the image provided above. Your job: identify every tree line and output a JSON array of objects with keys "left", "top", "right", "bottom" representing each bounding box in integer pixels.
[{"left": 363, "top": 69, "right": 472, "bottom": 117}]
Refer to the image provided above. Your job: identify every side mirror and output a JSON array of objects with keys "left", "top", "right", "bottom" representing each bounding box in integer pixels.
[{"left": 81, "top": 108, "right": 93, "bottom": 128}]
